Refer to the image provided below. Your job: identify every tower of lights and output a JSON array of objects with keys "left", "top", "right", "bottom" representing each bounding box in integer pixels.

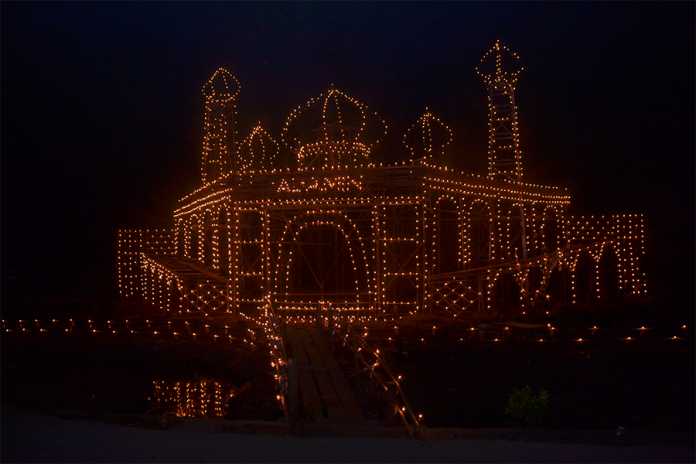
[
  {"left": 201, "top": 67, "right": 241, "bottom": 184},
  {"left": 475, "top": 40, "right": 525, "bottom": 181}
]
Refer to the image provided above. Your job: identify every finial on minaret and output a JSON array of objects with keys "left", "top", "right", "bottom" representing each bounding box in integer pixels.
[
  {"left": 475, "top": 39, "right": 525, "bottom": 181},
  {"left": 200, "top": 67, "right": 241, "bottom": 184}
]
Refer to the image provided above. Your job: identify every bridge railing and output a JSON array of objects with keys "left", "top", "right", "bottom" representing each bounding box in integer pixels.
[
  {"left": 334, "top": 320, "right": 424, "bottom": 437},
  {"left": 237, "top": 297, "right": 290, "bottom": 419}
]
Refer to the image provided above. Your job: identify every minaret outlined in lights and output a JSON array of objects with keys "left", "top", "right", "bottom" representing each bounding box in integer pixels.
[
  {"left": 200, "top": 67, "right": 240, "bottom": 184},
  {"left": 475, "top": 39, "right": 525, "bottom": 181}
]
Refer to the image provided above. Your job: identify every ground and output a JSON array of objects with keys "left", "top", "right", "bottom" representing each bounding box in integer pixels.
[
  {"left": 1, "top": 303, "right": 693, "bottom": 461},
  {"left": 3, "top": 409, "right": 693, "bottom": 462}
]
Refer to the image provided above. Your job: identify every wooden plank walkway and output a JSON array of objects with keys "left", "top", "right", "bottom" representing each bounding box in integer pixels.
[
  {"left": 286, "top": 327, "right": 324, "bottom": 421},
  {"left": 284, "top": 327, "right": 363, "bottom": 424},
  {"left": 147, "top": 255, "right": 227, "bottom": 285}
]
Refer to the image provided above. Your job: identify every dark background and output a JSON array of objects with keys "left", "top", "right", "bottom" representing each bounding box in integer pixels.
[{"left": 1, "top": 2, "right": 693, "bottom": 316}]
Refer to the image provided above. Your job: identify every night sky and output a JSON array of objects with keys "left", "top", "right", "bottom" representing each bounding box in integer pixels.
[{"left": 2, "top": 3, "right": 693, "bottom": 313}]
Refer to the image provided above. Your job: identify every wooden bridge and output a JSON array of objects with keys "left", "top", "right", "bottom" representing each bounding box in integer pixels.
[{"left": 283, "top": 326, "right": 363, "bottom": 424}]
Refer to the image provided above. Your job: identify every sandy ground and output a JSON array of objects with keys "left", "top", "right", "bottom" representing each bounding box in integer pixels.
[{"left": 2, "top": 411, "right": 693, "bottom": 462}]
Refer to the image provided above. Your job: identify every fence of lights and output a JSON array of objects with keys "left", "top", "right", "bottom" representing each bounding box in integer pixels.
[
  {"left": 0, "top": 318, "right": 262, "bottom": 349},
  {"left": 117, "top": 229, "right": 174, "bottom": 298},
  {"left": 1, "top": 318, "right": 686, "bottom": 347},
  {"left": 115, "top": 40, "right": 648, "bottom": 322},
  {"left": 120, "top": 210, "right": 646, "bottom": 321}
]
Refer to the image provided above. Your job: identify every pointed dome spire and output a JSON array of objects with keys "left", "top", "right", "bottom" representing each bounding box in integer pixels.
[
  {"left": 403, "top": 107, "right": 453, "bottom": 161},
  {"left": 202, "top": 67, "right": 241, "bottom": 103},
  {"left": 282, "top": 85, "right": 388, "bottom": 167},
  {"left": 237, "top": 122, "right": 279, "bottom": 172}
]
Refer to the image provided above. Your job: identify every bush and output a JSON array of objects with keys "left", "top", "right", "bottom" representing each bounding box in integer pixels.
[{"left": 505, "top": 385, "right": 550, "bottom": 427}]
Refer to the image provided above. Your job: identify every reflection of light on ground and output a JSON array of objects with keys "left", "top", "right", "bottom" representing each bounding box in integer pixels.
[{"left": 151, "top": 379, "right": 235, "bottom": 418}]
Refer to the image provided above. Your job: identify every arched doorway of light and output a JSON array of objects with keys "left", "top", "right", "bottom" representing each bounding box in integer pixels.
[{"left": 273, "top": 218, "right": 371, "bottom": 311}]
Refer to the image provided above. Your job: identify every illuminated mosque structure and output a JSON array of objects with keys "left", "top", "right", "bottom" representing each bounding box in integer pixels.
[{"left": 116, "top": 40, "right": 647, "bottom": 322}]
